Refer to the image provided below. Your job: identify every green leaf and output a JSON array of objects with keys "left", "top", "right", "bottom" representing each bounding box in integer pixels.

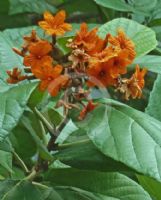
[
  {"left": 0, "top": 1, "right": 9, "bottom": 14},
  {"left": 45, "top": 168, "right": 152, "bottom": 200},
  {"left": 0, "top": 140, "right": 13, "bottom": 176},
  {"left": 0, "top": 139, "right": 13, "bottom": 153},
  {"left": 77, "top": 98, "right": 161, "bottom": 182},
  {"left": 39, "top": 186, "right": 63, "bottom": 200},
  {"left": 10, "top": 121, "right": 37, "bottom": 159},
  {"left": 0, "top": 83, "right": 37, "bottom": 141},
  {"left": 9, "top": 0, "right": 57, "bottom": 15},
  {"left": 11, "top": 167, "right": 25, "bottom": 180},
  {"left": 94, "top": 0, "right": 134, "bottom": 12},
  {"left": 0, "top": 150, "right": 12, "bottom": 173},
  {"left": 42, "top": 107, "right": 63, "bottom": 127},
  {"left": 27, "top": 86, "right": 50, "bottom": 110},
  {"left": 55, "top": 120, "right": 78, "bottom": 144},
  {"left": 0, "top": 14, "right": 31, "bottom": 30},
  {"left": 38, "top": 184, "right": 112, "bottom": 200},
  {"left": 2, "top": 181, "right": 43, "bottom": 200},
  {"left": 129, "top": 0, "right": 157, "bottom": 12},
  {"left": 98, "top": 18, "right": 157, "bottom": 57},
  {"left": 56, "top": 187, "right": 116, "bottom": 200},
  {"left": 56, "top": 140, "right": 132, "bottom": 172},
  {"left": 146, "top": 74, "right": 161, "bottom": 121},
  {"left": 94, "top": 0, "right": 156, "bottom": 15},
  {"left": 0, "top": 180, "right": 17, "bottom": 199},
  {"left": 131, "top": 55, "right": 161, "bottom": 74},
  {"left": 60, "top": 0, "right": 98, "bottom": 15},
  {"left": 21, "top": 116, "right": 52, "bottom": 161},
  {"left": 137, "top": 175, "right": 161, "bottom": 200}
]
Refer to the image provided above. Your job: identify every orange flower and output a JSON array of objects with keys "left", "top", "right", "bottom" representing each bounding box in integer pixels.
[
  {"left": 106, "top": 50, "right": 132, "bottom": 78},
  {"left": 108, "top": 29, "right": 136, "bottom": 61},
  {"left": 13, "top": 30, "right": 39, "bottom": 57},
  {"left": 38, "top": 10, "right": 72, "bottom": 36},
  {"left": 23, "top": 40, "right": 53, "bottom": 69},
  {"left": 6, "top": 68, "right": 27, "bottom": 84},
  {"left": 78, "top": 100, "right": 98, "bottom": 120},
  {"left": 90, "top": 46, "right": 118, "bottom": 63},
  {"left": 23, "top": 30, "right": 39, "bottom": 47},
  {"left": 70, "top": 23, "right": 99, "bottom": 52},
  {"left": 87, "top": 62, "right": 116, "bottom": 87},
  {"left": 88, "top": 34, "right": 109, "bottom": 56},
  {"left": 32, "top": 63, "right": 68, "bottom": 96},
  {"left": 117, "top": 65, "right": 147, "bottom": 100},
  {"left": 128, "top": 65, "right": 147, "bottom": 99}
]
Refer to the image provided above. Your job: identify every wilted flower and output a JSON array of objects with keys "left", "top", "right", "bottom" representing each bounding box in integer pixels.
[
  {"left": 6, "top": 68, "right": 27, "bottom": 84},
  {"left": 117, "top": 65, "right": 147, "bottom": 100}
]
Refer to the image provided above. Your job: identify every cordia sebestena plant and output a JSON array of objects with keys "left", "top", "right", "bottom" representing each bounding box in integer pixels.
[{"left": 0, "top": 8, "right": 161, "bottom": 200}]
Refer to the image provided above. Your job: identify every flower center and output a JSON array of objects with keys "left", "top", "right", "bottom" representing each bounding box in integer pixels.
[
  {"left": 99, "top": 70, "right": 106, "bottom": 77},
  {"left": 37, "top": 55, "right": 42, "bottom": 59},
  {"left": 48, "top": 77, "right": 52, "bottom": 81}
]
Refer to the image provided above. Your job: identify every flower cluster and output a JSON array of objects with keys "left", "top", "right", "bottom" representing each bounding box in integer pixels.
[{"left": 6, "top": 10, "right": 147, "bottom": 119}]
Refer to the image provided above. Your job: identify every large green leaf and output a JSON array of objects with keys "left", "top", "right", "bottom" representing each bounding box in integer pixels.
[
  {"left": 0, "top": 83, "right": 37, "bottom": 141},
  {"left": 0, "top": 140, "right": 13, "bottom": 174},
  {"left": 2, "top": 181, "right": 43, "bottom": 200},
  {"left": 0, "top": 150, "right": 12, "bottom": 173},
  {"left": 21, "top": 116, "right": 52, "bottom": 161},
  {"left": 9, "top": 0, "right": 57, "bottom": 15},
  {"left": 76, "top": 98, "right": 161, "bottom": 182},
  {"left": 45, "top": 168, "right": 152, "bottom": 200},
  {"left": 55, "top": 120, "right": 78, "bottom": 144},
  {"left": 137, "top": 175, "right": 161, "bottom": 200},
  {"left": 94, "top": 0, "right": 157, "bottom": 15},
  {"left": 98, "top": 18, "right": 157, "bottom": 57},
  {"left": 0, "top": 180, "right": 17, "bottom": 199},
  {"left": 55, "top": 187, "right": 116, "bottom": 200},
  {"left": 0, "top": 180, "right": 123, "bottom": 200},
  {"left": 94, "top": 0, "right": 134, "bottom": 12},
  {"left": 146, "top": 74, "right": 161, "bottom": 121},
  {"left": 56, "top": 140, "right": 132, "bottom": 172},
  {"left": 10, "top": 121, "right": 37, "bottom": 159},
  {"left": 39, "top": 184, "right": 116, "bottom": 200},
  {"left": 131, "top": 55, "right": 161, "bottom": 74}
]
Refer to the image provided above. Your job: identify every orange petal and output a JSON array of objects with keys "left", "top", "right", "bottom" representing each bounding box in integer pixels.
[
  {"left": 38, "top": 21, "right": 52, "bottom": 33},
  {"left": 61, "top": 23, "right": 72, "bottom": 31},
  {"left": 29, "top": 40, "right": 52, "bottom": 56},
  {"left": 44, "top": 11, "right": 54, "bottom": 23},
  {"left": 39, "top": 80, "right": 50, "bottom": 91},
  {"left": 53, "top": 10, "right": 66, "bottom": 25},
  {"left": 23, "top": 55, "right": 35, "bottom": 66},
  {"left": 52, "top": 65, "right": 63, "bottom": 78}
]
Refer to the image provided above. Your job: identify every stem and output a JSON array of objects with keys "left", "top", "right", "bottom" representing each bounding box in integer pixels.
[
  {"left": 32, "top": 182, "right": 49, "bottom": 189},
  {"left": 34, "top": 107, "right": 55, "bottom": 135},
  {"left": 47, "top": 115, "right": 69, "bottom": 151},
  {"left": 39, "top": 121, "right": 48, "bottom": 146},
  {"left": 27, "top": 75, "right": 36, "bottom": 80},
  {"left": 13, "top": 151, "right": 29, "bottom": 173},
  {"left": 52, "top": 36, "right": 56, "bottom": 45},
  {"left": 23, "top": 169, "right": 37, "bottom": 181},
  {"left": 58, "top": 139, "right": 90, "bottom": 149},
  {"left": 24, "top": 67, "right": 31, "bottom": 73}
]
